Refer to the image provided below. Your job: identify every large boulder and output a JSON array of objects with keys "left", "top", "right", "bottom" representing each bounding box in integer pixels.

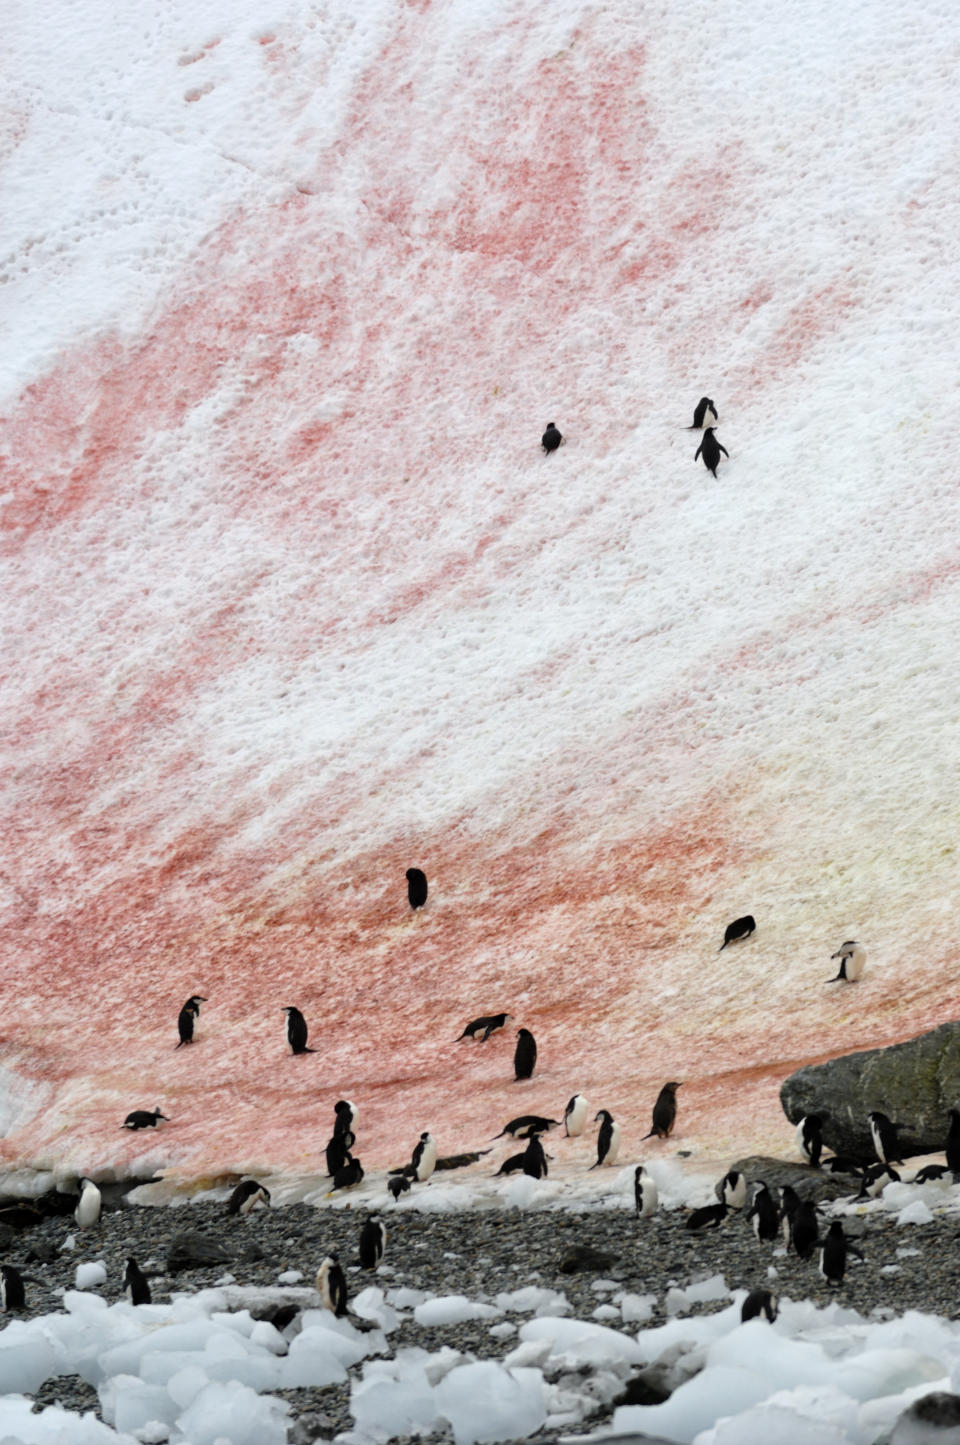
[{"left": 780, "top": 1021, "right": 960, "bottom": 1159}]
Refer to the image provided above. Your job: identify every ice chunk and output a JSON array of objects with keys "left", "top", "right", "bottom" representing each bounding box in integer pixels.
[
  {"left": 414, "top": 1295, "right": 501, "bottom": 1326},
  {"left": 175, "top": 1379, "right": 289, "bottom": 1445},
  {"left": 98, "top": 1373, "right": 179, "bottom": 1434},
  {"left": 620, "top": 1293, "right": 655, "bottom": 1324},
  {"left": 74, "top": 1261, "right": 107, "bottom": 1290},
  {"left": 519, "top": 1317, "right": 644, "bottom": 1367},
  {"left": 897, "top": 1200, "right": 934, "bottom": 1226},
  {"left": 0, "top": 1323, "right": 58, "bottom": 1394},
  {"left": 352, "top": 1358, "right": 440, "bottom": 1439},
  {"left": 435, "top": 1361, "right": 546, "bottom": 1445}
]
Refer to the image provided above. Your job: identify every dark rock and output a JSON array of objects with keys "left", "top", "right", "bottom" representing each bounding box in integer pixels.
[
  {"left": 25, "top": 1238, "right": 58, "bottom": 1264},
  {"left": 891, "top": 1390, "right": 960, "bottom": 1442},
  {"left": 167, "top": 1231, "right": 232, "bottom": 1272},
  {"left": 780, "top": 1022, "right": 960, "bottom": 1158},
  {"left": 435, "top": 1151, "right": 492, "bottom": 1171},
  {"left": 616, "top": 1374, "right": 671, "bottom": 1407},
  {"left": 728, "top": 1156, "right": 849, "bottom": 1203},
  {"left": 288, "top": 1413, "right": 336, "bottom": 1445},
  {"left": 559, "top": 1244, "right": 619, "bottom": 1274},
  {"left": 0, "top": 1202, "right": 45, "bottom": 1231}
]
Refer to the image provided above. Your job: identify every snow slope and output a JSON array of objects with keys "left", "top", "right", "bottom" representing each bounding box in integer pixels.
[{"left": 2, "top": 0, "right": 960, "bottom": 1183}]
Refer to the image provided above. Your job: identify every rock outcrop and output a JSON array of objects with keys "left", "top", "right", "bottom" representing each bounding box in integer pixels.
[{"left": 780, "top": 1021, "right": 960, "bottom": 1159}]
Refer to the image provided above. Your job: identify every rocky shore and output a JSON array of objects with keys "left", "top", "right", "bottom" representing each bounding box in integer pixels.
[{"left": 6, "top": 1184, "right": 960, "bottom": 1442}]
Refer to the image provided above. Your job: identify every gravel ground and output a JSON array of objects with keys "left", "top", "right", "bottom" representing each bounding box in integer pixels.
[{"left": 7, "top": 1191, "right": 960, "bottom": 1442}]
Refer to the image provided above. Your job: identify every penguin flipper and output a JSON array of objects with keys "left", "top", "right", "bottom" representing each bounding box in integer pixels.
[
  {"left": 694, "top": 442, "right": 704, "bottom": 461},
  {"left": 719, "top": 444, "right": 729, "bottom": 458}
]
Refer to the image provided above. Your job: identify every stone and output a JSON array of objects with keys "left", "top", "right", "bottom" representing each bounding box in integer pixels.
[
  {"left": 727, "top": 1156, "right": 849, "bottom": 1203},
  {"left": 780, "top": 1022, "right": 960, "bottom": 1158},
  {"left": 890, "top": 1390, "right": 960, "bottom": 1443},
  {"left": 166, "top": 1230, "right": 233, "bottom": 1272}
]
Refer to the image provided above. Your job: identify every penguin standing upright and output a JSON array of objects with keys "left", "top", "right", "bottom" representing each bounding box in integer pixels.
[
  {"left": 522, "top": 1134, "right": 548, "bottom": 1180},
  {"left": 410, "top": 1131, "right": 437, "bottom": 1182},
  {"left": 358, "top": 1216, "right": 387, "bottom": 1269},
  {"left": 643, "top": 1082, "right": 682, "bottom": 1140},
  {"left": 719, "top": 1170, "right": 747, "bottom": 1209},
  {"left": 790, "top": 1199, "right": 820, "bottom": 1259},
  {"left": 316, "top": 1255, "right": 348, "bottom": 1316},
  {"left": 741, "top": 1289, "right": 777, "bottom": 1323},
  {"left": 820, "top": 1220, "right": 862, "bottom": 1286},
  {"left": 796, "top": 1115, "right": 824, "bottom": 1167},
  {"left": 868, "top": 1110, "right": 902, "bottom": 1165},
  {"left": 328, "top": 1158, "right": 364, "bottom": 1194},
  {"left": 406, "top": 868, "right": 428, "bottom": 910},
  {"left": 541, "top": 422, "right": 563, "bottom": 453},
  {"left": 0, "top": 1264, "right": 26, "bottom": 1311},
  {"left": 779, "top": 1184, "right": 801, "bottom": 1246},
  {"left": 689, "top": 397, "right": 718, "bottom": 429},
  {"left": 326, "top": 1135, "right": 352, "bottom": 1177},
  {"left": 513, "top": 1029, "right": 537, "bottom": 1081},
  {"left": 747, "top": 1181, "right": 779, "bottom": 1242},
  {"left": 388, "top": 1174, "right": 411, "bottom": 1201},
  {"left": 634, "top": 1165, "right": 658, "bottom": 1218},
  {"left": 590, "top": 1110, "right": 621, "bottom": 1169},
  {"left": 946, "top": 1109, "right": 960, "bottom": 1177},
  {"left": 827, "top": 941, "right": 866, "bottom": 982},
  {"left": 124, "top": 1257, "right": 152, "bottom": 1305},
  {"left": 283, "top": 1006, "right": 314, "bottom": 1055},
  {"left": 226, "top": 1180, "right": 271, "bottom": 1216},
  {"left": 694, "top": 427, "right": 729, "bottom": 478},
  {"left": 123, "top": 1108, "right": 169, "bottom": 1131},
  {"left": 75, "top": 1178, "right": 102, "bottom": 1229},
  {"left": 176, "top": 995, "right": 207, "bottom": 1048},
  {"left": 563, "top": 1093, "right": 589, "bottom": 1137},
  {"left": 333, "top": 1099, "right": 358, "bottom": 1144}
]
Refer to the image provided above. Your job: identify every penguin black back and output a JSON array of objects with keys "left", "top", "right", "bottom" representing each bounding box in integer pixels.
[
  {"left": 741, "top": 1288, "right": 777, "bottom": 1323},
  {"left": 358, "top": 1216, "right": 387, "bottom": 1269},
  {"left": 522, "top": 1135, "right": 548, "bottom": 1180},
  {"left": 284, "top": 1006, "right": 314, "bottom": 1055},
  {"left": 123, "top": 1108, "right": 169, "bottom": 1131},
  {"left": 0, "top": 1264, "right": 25, "bottom": 1311},
  {"left": 796, "top": 1114, "right": 824, "bottom": 1168},
  {"left": 747, "top": 1182, "right": 779, "bottom": 1242},
  {"left": 513, "top": 1028, "right": 537, "bottom": 1081},
  {"left": 718, "top": 916, "right": 754, "bottom": 951},
  {"left": 226, "top": 1179, "right": 271, "bottom": 1216},
  {"left": 694, "top": 427, "right": 729, "bottom": 478},
  {"left": 790, "top": 1199, "right": 819, "bottom": 1258},
  {"left": 644, "top": 1082, "right": 682, "bottom": 1140},
  {"left": 124, "top": 1257, "right": 152, "bottom": 1306},
  {"left": 175, "top": 995, "right": 207, "bottom": 1049},
  {"left": 493, "top": 1115, "right": 559, "bottom": 1140},
  {"left": 457, "top": 1012, "right": 512, "bottom": 1042},
  {"left": 690, "top": 396, "right": 718, "bottom": 429},
  {"left": 541, "top": 422, "right": 563, "bottom": 454},
  {"left": 686, "top": 1200, "right": 727, "bottom": 1231},
  {"left": 406, "top": 868, "right": 428, "bottom": 910}
]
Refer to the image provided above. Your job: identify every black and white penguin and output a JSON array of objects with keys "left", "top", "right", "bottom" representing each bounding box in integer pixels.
[
  {"left": 796, "top": 1115, "right": 824, "bottom": 1168},
  {"left": 827, "top": 941, "right": 866, "bottom": 983},
  {"left": 326, "top": 1135, "right": 353, "bottom": 1177},
  {"left": 123, "top": 1108, "right": 169, "bottom": 1131},
  {"left": 541, "top": 422, "right": 563, "bottom": 454},
  {"left": 226, "top": 1179, "right": 271, "bottom": 1216},
  {"left": 334, "top": 1100, "right": 358, "bottom": 1139},
  {"left": 718, "top": 916, "right": 754, "bottom": 952},
  {"left": 387, "top": 1174, "right": 411, "bottom": 1201},
  {"left": 690, "top": 397, "right": 718, "bottom": 430},
  {"left": 634, "top": 1165, "right": 658, "bottom": 1218},
  {"left": 946, "top": 1109, "right": 960, "bottom": 1176},
  {"left": 175, "top": 995, "right": 207, "bottom": 1048},
  {"left": 75, "top": 1177, "right": 102, "bottom": 1229},
  {"left": 283, "top": 1006, "right": 314, "bottom": 1055},
  {"left": 494, "top": 1152, "right": 527, "bottom": 1177},
  {"left": 513, "top": 1029, "right": 537, "bottom": 1081},
  {"left": 741, "top": 1288, "right": 777, "bottom": 1323},
  {"left": 316, "top": 1255, "right": 348, "bottom": 1316},
  {"left": 492, "top": 1115, "right": 560, "bottom": 1140},
  {"left": 590, "top": 1110, "right": 621, "bottom": 1169},
  {"left": 719, "top": 1170, "right": 747, "bottom": 1210},
  {"left": 522, "top": 1135, "right": 548, "bottom": 1180},
  {"left": 913, "top": 1163, "right": 951, "bottom": 1183},
  {"left": 411, "top": 1132, "right": 437, "bottom": 1182},
  {"left": 686, "top": 1201, "right": 727, "bottom": 1231},
  {"left": 328, "top": 1158, "right": 364, "bottom": 1194},
  {"left": 406, "top": 868, "right": 428, "bottom": 910},
  {"left": 694, "top": 427, "right": 729, "bottom": 478},
  {"left": 457, "top": 1012, "right": 513, "bottom": 1042},
  {"left": 778, "top": 1184, "right": 801, "bottom": 1246},
  {"left": 643, "top": 1082, "right": 682, "bottom": 1140},
  {"left": 855, "top": 1162, "right": 900, "bottom": 1199},
  {"left": 563, "top": 1093, "right": 589, "bottom": 1137},
  {"left": 820, "top": 1155, "right": 866, "bottom": 1177},
  {"left": 0, "top": 1264, "right": 25, "bottom": 1311},
  {"left": 789, "top": 1199, "right": 819, "bottom": 1259},
  {"left": 820, "top": 1220, "right": 862, "bottom": 1286},
  {"left": 868, "top": 1110, "right": 902, "bottom": 1165},
  {"left": 124, "top": 1257, "right": 152, "bottom": 1305},
  {"left": 747, "top": 1182, "right": 779, "bottom": 1242},
  {"left": 358, "top": 1215, "right": 387, "bottom": 1269}
]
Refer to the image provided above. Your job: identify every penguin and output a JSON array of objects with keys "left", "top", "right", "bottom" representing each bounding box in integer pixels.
[
  {"left": 718, "top": 1169, "right": 747, "bottom": 1210},
  {"left": 868, "top": 1110, "right": 902, "bottom": 1165},
  {"left": 316, "top": 1255, "right": 348, "bottom": 1317},
  {"left": 820, "top": 1155, "right": 866, "bottom": 1176},
  {"left": 75, "top": 1178, "right": 102, "bottom": 1229},
  {"left": 406, "top": 867, "right": 428, "bottom": 911},
  {"left": 226, "top": 1179, "right": 271, "bottom": 1216},
  {"left": 387, "top": 1174, "right": 411, "bottom": 1201},
  {"left": 796, "top": 1114, "right": 824, "bottom": 1168},
  {"left": 820, "top": 1220, "right": 863, "bottom": 1287},
  {"left": 689, "top": 397, "right": 718, "bottom": 430},
  {"left": 686, "top": 1200, "right": 727, "bottom": 1231},
  {"left": 947, "top": 1109, "right": 960, "bottom": 1176},
  {"left": 123, "top": 1108, "right": 169, "bottom": 1131},
  {"left": 492, "top": 1115, "right": 560, "bottom": 1140},
  {"left": 855, "top": 1162, "right": 900, "bottom": 1199},
  {"left": 694, "top": 427, "right": 729, "bottom": 478},
  {"left": 334, "top": 1100, "right": 358, "bottom": 1140},
  {"left": 541, "top": 422, "right": 563, "bottom": 454},
  {"left": 718, "top": 916, "right": 754, "bottom": 951},
  {"left": 0, "top": 1264, "right": 26, "bottom": 1311},
  {"left": 457, "top": 1012, "right": 513, "bottom": 1042},
  {"left": 827, "top": 941, "right": 866, "bottom": 983},
  {"left": 513, "top": 1028, "right": 537, "bottom": 1081},
  {"left": 326, "top": 1135, "right": 352, "bottom": 1177},
  {"left": 789, "top": 1199, "right": 819, "bottom": 1259},
  {"left": 283, "top": 1006, "right": 314, "bottom": 1055},
  {"left": 175, "top": 994, "right": 207, "bottom": 1048},
  {"left": 778, "top": 1184, "right": 801, "bottom": 1246},
  {"left": 914, "top": 1163, "right": 951, "bottom": 1183},
  {"left": 643, "top": 1082, "right": 682, "bottom": 1140},
  {"left": 494, "top": 1152, "right": 527, "bottom": 1177},
  {"left": 123, "top": 1257, "right": 152, "bottom": 1305},
  {"left": 328, "top": 1158, "right": 364, "bottom": 1194},
  {"left": 522, "top": 1134, "right": 548, "bottom": 1180},
  {"left": 741, "top": 1288, "right": 777, "bottom": 1324},
  {"left": 410, "top": 1131, "right": 437, "bottom": 1182},
  {"left": 747, "top": 1181, "right": 779, "bottom": 1242},
  {"left": 634, "top": 1165, "right": 658, "bottom": 1218},
  {"left": 358, "top": 1215, "right": 387, "bottom": 1269},
  {"left": 563, "top": 1093, "right": 589, "bottom": 1138},
  {"left": 590, "top": 1110, "right": 621, "bottom": 1169}
]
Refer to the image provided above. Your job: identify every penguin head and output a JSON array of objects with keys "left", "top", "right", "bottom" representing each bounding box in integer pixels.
[
  {"left": 594, "top": 1109, "right": 613, "bottom": 1124},
  {"left": 186, "top": 996, "right": 207, "bottom": 1010}
]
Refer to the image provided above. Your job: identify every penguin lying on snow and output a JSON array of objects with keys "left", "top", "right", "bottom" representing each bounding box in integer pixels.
[
  {"left": 123, "top": 1108, "right": 169, "bottom": 1131},
  {"left": 457, "top": 1013, "right": 513, "bottom": 1042},
  {"left": 492, "top": 1115, "right": 560, "bottom": 1140},
  {"left": 328, "top": 1158, "right": 364, "bottom": 1194}
]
